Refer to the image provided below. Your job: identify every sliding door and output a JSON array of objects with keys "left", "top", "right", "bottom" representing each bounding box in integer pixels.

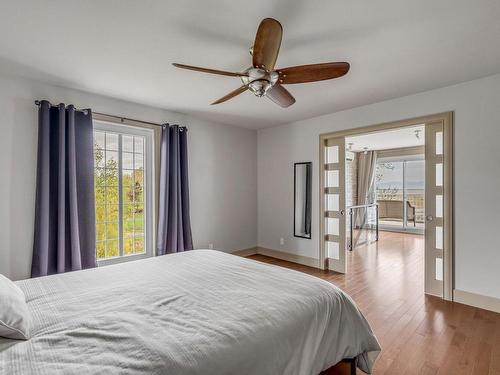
[
  {"left": 404, "top": 160, "right": 425, "bottom": 229},
  {"left": 424, "top": 121, "right": 449, "bottom": 297},
  {"left": 321, "top": 137, "right": 346, "bottom": 273},
  {"left": 319, "top": 112, "right": 452, "bottom": 298},
  {"left": 376, "top": 157, "right": 425, "bottom": 232}
]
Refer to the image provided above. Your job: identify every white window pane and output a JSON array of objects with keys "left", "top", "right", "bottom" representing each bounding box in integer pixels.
[
  {"left": 435, "top": 258, "right": 443, "bottom": 281},
  {"left": 122, "top": 169, "right": 133, "bottom": 179},
  {"left": 326, "top": 217, "right": 339, "bottom": 236},
  {"left": 122, "top": 135, "right": 134, "bottom": 152},
  {"left": 325, "top": 170, "right": 339, "bottom": 188},
  {"left": 122, "top": 152, "right": 134, "bottom": 169},
  {"left": 435, "top": 163, "right": 443, "bottom": 186},
  {"left": 436, "top": 195, "right": 443, "bottom": 218},
  {"left": 325, "top": 194, "right": 339, "bottom": 211},
  {"left": 94, "top": 131, "right": 105, "bottom": 149},
  {"left": 326, "top": 241, "right": 339, "bottom": 260},
  {"left": 105, "top": 133, "right": 118, "bottom": 151},
  {"left": 94, "top": 136, "right": 105, "bottom": 168},
  {"left": 134, "top": 137, "right": 144, "bottom": 154},
  {"left": 435, "top": 132, "right": 443, "bottom": 155},
  {"left": 105, "top": 150, "right": 119, "bottom": 166},
  {"left": 326, "top": 146, "right": 339, "bottom": 164},
  {"left": 435, "top": 226, "right": 443, "bottom": 249},
  {"left": 93, "top": 123, "right": 152, "bottom": 263},
  {"left": 134, "top": 153, "right": 144, "bottom": 169}
]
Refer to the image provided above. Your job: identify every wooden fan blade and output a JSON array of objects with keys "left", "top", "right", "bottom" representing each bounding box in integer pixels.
[
  {"left": 266, "top": 84, "right": 296, "bottom": 108},
  {"left": 172, "top": 63, "right": 247, "bottom": 77},
  {"left": 211, "top": 86, "right": 248, "bottom": 105},
  {"left": 277, "top": 62, "right": 350, "bottom": 84},
  {"left": 252, "top": 18, "right": 282, "bottom": 72}
]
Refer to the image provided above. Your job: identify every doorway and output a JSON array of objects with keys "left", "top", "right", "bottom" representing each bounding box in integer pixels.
[
  {"left": 376, "top": 157, "right": 425, "bottom": 233},
  {"left": 319, "top": 113, "right": 453, "bottom": 300}
]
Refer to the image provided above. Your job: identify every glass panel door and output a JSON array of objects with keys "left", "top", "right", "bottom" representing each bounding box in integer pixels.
[
  {"left": 322, "top": 137, "right": 346, "bottom": 273},
  {"left": 376, "top": 158, "right": 425, "bottom": 232},
  {"left": 376, "top": 161, "right": 404, "bottom": 229},
  {"left": 425, "top": 121, "right": 444, "bottom": 297},
  {"left": 404, "top": 160, "right": 425, "bottom": 229}
]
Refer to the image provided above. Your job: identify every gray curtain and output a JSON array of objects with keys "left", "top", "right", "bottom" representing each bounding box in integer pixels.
[
  {"left": 156, "top": 125, "right": 193, "bottom": 255},
  {"left": 355, "top": 151, "right": 377, "bottom": 229},
  {"left": 31, "top": 101, "right": 96, "bottom": 277}
]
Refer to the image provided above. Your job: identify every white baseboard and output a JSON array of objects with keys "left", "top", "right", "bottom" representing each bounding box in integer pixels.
[
  {"left": 256, "top": 247, "right": 320, "bottom": 268},
  {"left": 230, "top": 247, "right": 258, "bottom": 257},
  {"left": 454, "top": 289, "right": 500, "bottom": 314},
  {"left": 230, "top": 246, "right": 320, "bottom": 268}
]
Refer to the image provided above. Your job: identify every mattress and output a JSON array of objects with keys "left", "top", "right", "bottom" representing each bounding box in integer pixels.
[{"left": 1, "top": 250, "right": 380, "bottom": 374}]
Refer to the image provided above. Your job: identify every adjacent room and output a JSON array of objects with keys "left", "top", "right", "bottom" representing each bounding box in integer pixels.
[
  {"left": 341, "top": 126, "right": 428, "bottom": 289},
  {"left": 1, "top": 1, "right": 500, "bottom": 374}
]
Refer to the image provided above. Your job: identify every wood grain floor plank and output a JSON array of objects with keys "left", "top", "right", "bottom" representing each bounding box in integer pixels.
[{"left": 248, "top": 231, "right": 500, "bottom": 375}]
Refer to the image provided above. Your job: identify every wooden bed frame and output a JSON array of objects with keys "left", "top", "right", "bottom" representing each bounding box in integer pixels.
[{"left": 320, "top": 358, "right": 357, "bottom": 375}]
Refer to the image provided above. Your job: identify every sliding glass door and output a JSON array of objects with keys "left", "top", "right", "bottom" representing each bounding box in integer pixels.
[
  {"left": 375, "top": 157, "right": 424, "bottom": 232},
  {"left": 404, "top": 160, "right": 425, "bottom": 229},
  {"left": 376, "top": 161, "right": 404, "bottom": 229}
]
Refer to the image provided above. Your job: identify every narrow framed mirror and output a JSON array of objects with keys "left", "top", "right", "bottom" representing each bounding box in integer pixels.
[{"left": 294, "top": 162, "right": 312, "bottom": 239}]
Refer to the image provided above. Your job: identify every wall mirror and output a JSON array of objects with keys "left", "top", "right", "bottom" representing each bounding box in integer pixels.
[{"left": 294, "top": 162, "right": 312, "bottom": 239}]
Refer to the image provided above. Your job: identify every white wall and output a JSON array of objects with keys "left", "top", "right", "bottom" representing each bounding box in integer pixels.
[
  {"left": 188, "top": 116, "right": 257, "bottom": 254},
  {"left": 2, "top": 70, "right": 498, "bottom": 301},
  {"left": 0, "top": 73, "right": 257, "bottom": 280},
  {"left": 258, "top": 73, "right": 500, "bottom": 300}
]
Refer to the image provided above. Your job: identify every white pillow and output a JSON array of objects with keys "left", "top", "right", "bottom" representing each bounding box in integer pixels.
[{"left": 0, "top": 274, "right": 31, "bottom": 340}]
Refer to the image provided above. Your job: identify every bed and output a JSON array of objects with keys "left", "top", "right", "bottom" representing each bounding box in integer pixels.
[{"left": 1, "top": 250, "right": 380, "bottom": 374}]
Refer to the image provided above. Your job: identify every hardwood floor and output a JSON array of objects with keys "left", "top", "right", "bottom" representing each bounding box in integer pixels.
[{"left": 248, "top": 231, "right": 500, "bottom": 375}]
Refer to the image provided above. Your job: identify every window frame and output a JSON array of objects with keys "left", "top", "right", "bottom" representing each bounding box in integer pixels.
[
  {"left": 375, "top": 153, "right": 425, "bottom": 234},
  {"left": 93, "top": 120, "right": 155, "bottom": 266}
]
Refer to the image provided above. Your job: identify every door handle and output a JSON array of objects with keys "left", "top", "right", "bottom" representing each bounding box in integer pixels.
[{"left": 426, "top": 215, "right": 434, "bottom": 222}]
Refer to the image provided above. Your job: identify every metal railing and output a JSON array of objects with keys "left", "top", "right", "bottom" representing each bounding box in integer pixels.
[{"left": 347, "top": 203, "right": 379, "bottom": 251}]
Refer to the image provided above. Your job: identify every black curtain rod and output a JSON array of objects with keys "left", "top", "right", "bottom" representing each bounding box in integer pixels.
[
  {"left": 34, "top": 100, "right": 186, "bottom": 130},
  {"left": 34, "top": 100, "right": 91, "bottom": 115}
]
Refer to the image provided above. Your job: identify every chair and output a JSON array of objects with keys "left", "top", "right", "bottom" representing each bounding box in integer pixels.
[{"left": 377, "top": 200, "right": 416, "bottom": 226}]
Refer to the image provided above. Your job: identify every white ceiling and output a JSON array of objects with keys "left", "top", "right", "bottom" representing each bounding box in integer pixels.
[
  {"left": 346, "top": 125, "right": 425, "bottom": 152},
  {"left": 1, "top": 1, "right": 499, "bottom": 129}
]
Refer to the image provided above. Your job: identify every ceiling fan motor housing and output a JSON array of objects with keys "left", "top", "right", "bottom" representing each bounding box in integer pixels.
[{"left": 241, "top": 67, "right": 279, "bottom": 97}]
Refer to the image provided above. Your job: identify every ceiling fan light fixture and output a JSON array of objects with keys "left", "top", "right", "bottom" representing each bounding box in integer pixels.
[
  {"left": 172, "top": 17, "right": 350, "bottom": 107},
  {"left": 248, "top": 79, "right": 271, "bottom": 97},
  {"left": 241, "top": 68, "right": 279, "bottom": 97}
]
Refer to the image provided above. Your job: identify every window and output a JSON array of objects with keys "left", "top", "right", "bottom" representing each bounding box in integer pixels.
[
  {"left": 404, "top": 160, "right": 425, "bottom": 227},
  {"left": 93, "top": 121, "right": 154, "bottom": 265},
  {"left": 375, "top": 156, "right": 425, "bottom": 230},
  {"left": 376, "top": 161, "right": 404, "bottom": 228}
]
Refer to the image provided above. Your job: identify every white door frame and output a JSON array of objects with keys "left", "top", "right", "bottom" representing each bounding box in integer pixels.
[{"left": 319, "top": 112, "right": 454, "bottom": 300}]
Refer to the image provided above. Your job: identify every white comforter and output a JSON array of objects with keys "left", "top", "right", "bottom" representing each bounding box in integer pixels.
[{"left": 1, "top": 250, "right": 380, "bottom": 375}]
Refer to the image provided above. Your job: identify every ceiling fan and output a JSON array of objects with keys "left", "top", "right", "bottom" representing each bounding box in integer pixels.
[{"left": 172, "top": 18, "right": 350, "bottom": 108}]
